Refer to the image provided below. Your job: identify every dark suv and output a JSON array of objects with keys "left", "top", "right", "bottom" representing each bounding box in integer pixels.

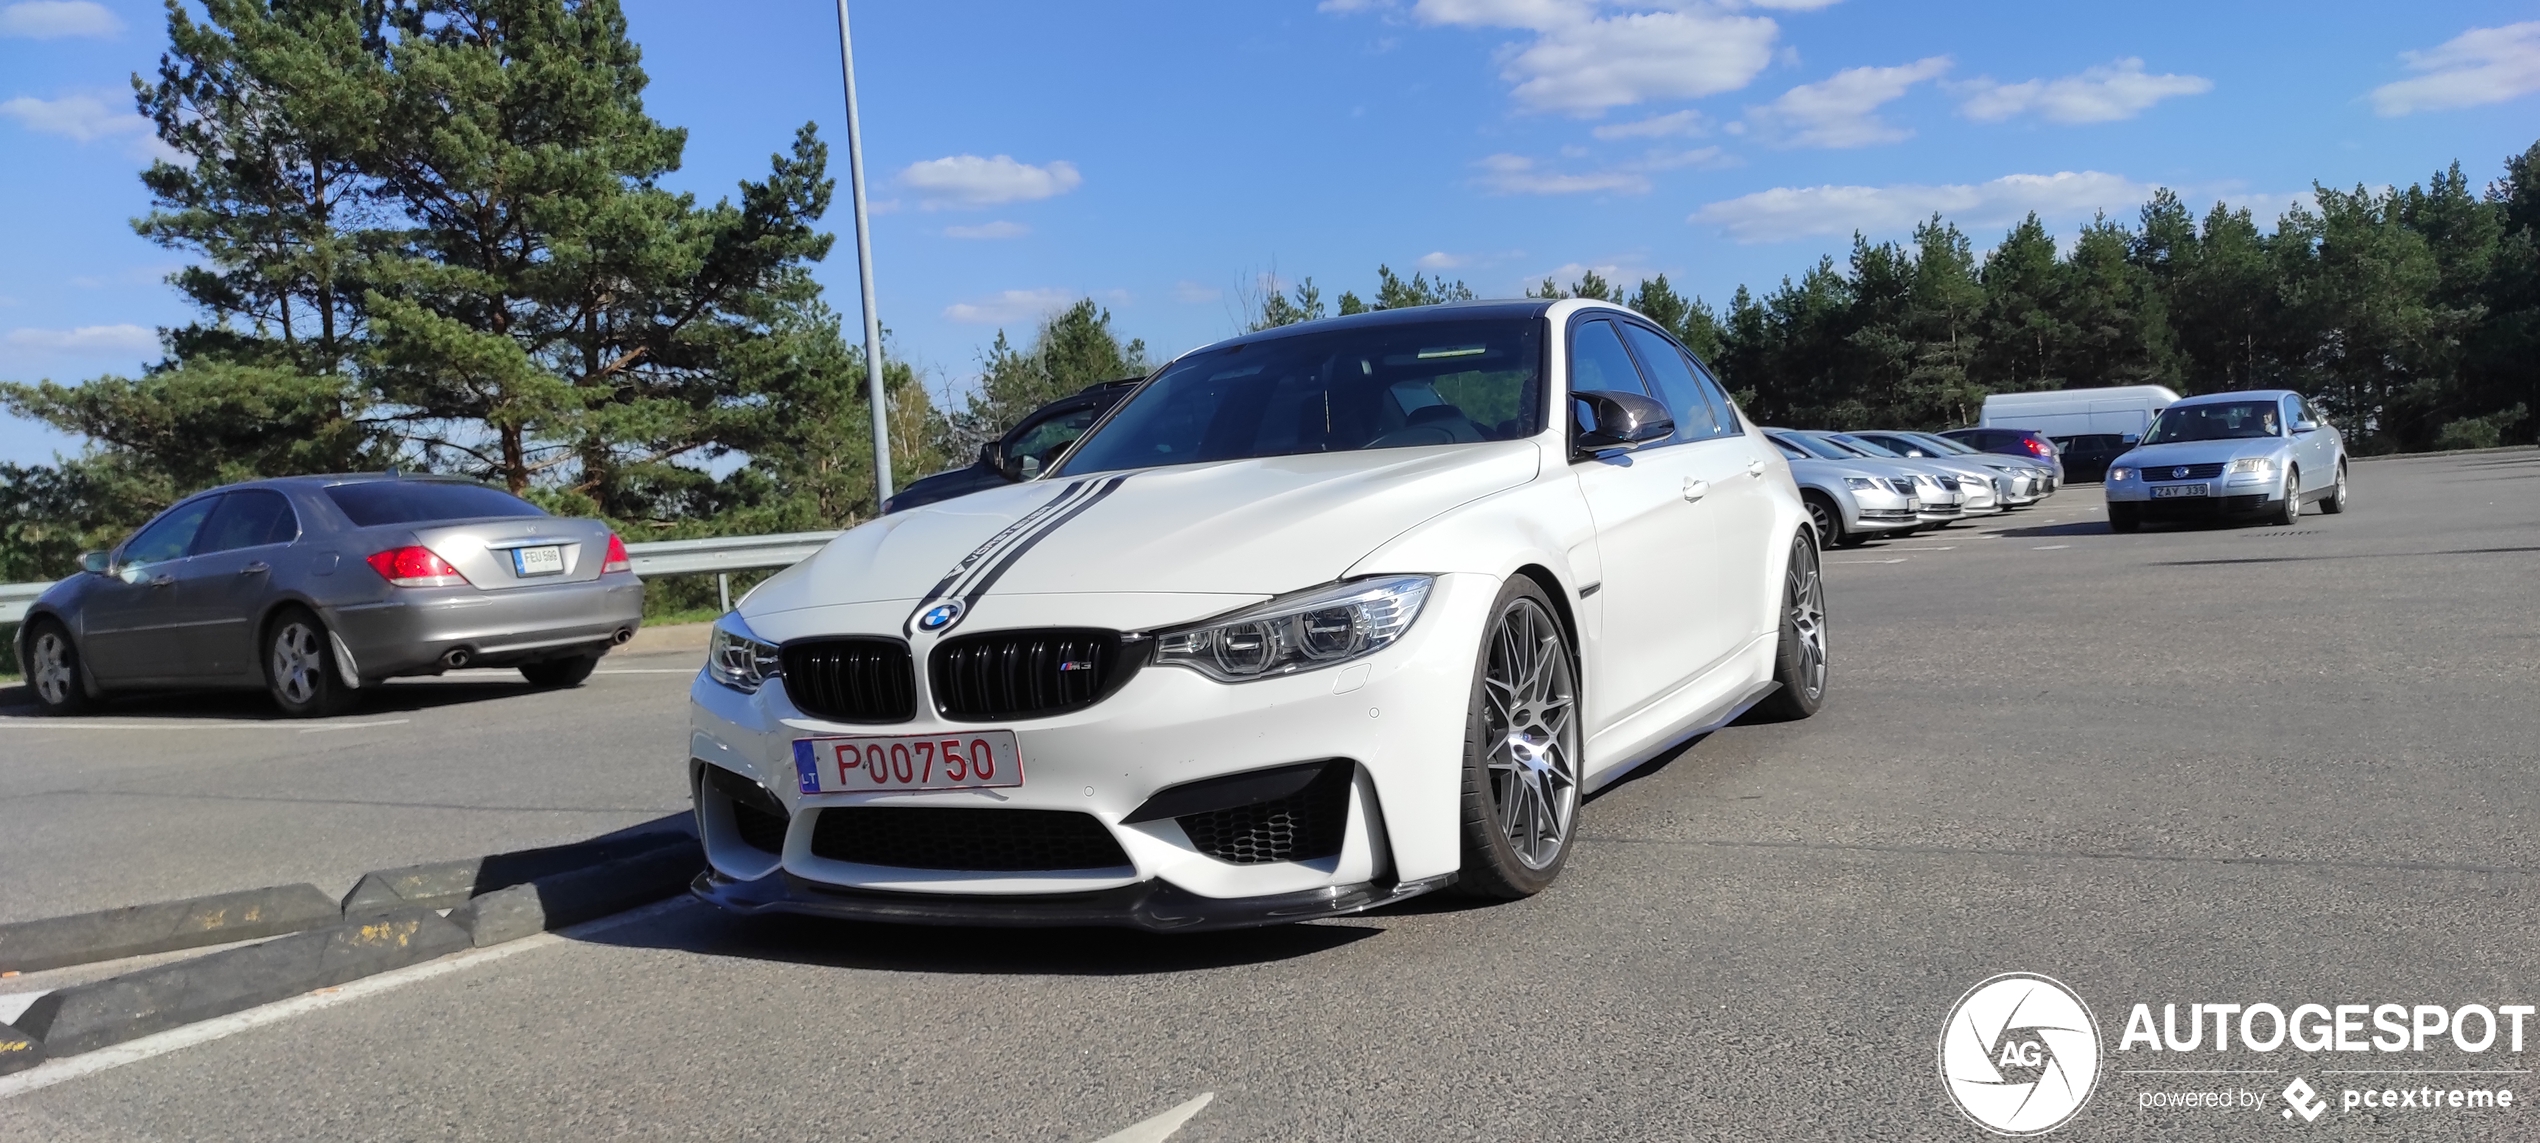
[
  {"left": 883, "top": 378, "right": 1141, "bottom": 514},
  {"left": 2048, "top": 433, "right": 2133, "bottom": 483},
  {"left": 1939, "top": 427, "right": 2065, "bottom": 484}
]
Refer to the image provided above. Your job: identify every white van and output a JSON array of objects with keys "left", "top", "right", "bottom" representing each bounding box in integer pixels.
[{"left": 1979, "top": 386, "right": 2181, "bottom": 439}]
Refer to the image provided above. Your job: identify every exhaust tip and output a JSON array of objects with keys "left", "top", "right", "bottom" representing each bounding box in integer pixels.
[
  {"left": 441, "top": 648, "right": 471, "bottom": 669},
  {"left": 612, "top": 627, "right": 635, "bottom": 645}
]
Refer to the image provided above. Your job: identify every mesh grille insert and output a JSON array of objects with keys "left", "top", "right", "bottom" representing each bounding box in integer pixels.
[
  {"left": 809, "top": 807, "right": 1131, "bottom": 871},
  {"left": 930, "top": 629, "right": 1134, "bottom": 721},
  {"left": 780, "top": 638, "right": 916, "bottom": 723},
  {"left": 1177, "top": 763, "right": 1353, "bottom": 865}
]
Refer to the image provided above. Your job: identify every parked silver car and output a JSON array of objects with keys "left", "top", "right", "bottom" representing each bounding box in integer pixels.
[
  {"left": 1813, "top": 432, "right": 2006, "bottom": 516},
  {"left": 2105, "top": 390, "right": 2349, "bottom": 531},
  {"left": 1848, "top": 430, "right": 2049, "bottom": 506},
  {"left": 1766, "top": 430, "right": 1967, "bottom": 526},
  {"left": 1765, "top": 433, "right": 1923, "bottom": 547},
  {"left": 16, "top": 475, "right": 645, "bottom": 716}
]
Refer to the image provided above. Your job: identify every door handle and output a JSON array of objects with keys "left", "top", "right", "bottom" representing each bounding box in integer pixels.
[
  {"left": 240, "top": 561, "right": 270, "bottom": 575},
  {"left": 1683, "top": 478, "right": 1709, "bottom": 502},
  {"left": 149, "top": 574, "right": 175, "bottom": 587},
  {"left": 1747, "top": 459, "right": 1767, "bottom": 478}
]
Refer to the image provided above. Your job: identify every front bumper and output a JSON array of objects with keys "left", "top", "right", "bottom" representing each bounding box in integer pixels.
[
  {"left": 686, "top": 572, "right": 1500, "bottom": 926},
  {"left": 691, "top": 865, "right": 1454, "bottom": 933}
]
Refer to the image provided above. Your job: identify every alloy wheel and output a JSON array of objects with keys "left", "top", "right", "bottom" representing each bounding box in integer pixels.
[
  {"left": 1481, "top": 598, "right": 1579, "bottom": 871},
  {"left": 1786, "top": 540, "right": 1828, "bottom": 701},
  {"left": 32, "top": 631, "right": 75, "bottom": 706},
  {"left": 271, "top": 622, "right": 324, "bottom": 705}
]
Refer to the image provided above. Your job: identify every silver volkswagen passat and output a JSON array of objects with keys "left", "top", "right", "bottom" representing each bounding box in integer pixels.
[
  {"left": 2104, "top": 390, "right": 2349, "bottom": 532},
  {"left": 16, "top": 475, "right": 645, "bottom": 716}
]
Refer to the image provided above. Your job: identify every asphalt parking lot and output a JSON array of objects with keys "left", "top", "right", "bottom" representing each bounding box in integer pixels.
[{"left": 2, "top": 448, "right": 2535, "bottom": 1141}]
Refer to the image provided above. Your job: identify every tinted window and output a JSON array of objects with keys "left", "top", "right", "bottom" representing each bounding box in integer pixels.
[
  {"left": 1617, "top": 323, "right": 1723, "bottom": 441},
  {"left": 324, "top": 481, "right": 546, "bottom": 527},
  {"left": 122, "top": 497, "right": 217, "bottom": 567},
  {"left": 193, "top": 489, "right": 299, "bottom": 554},
  {"left": 1006, "top": 405, "right": 1101, "bottom": 476},
  {"left": 1772, "top": 433, "right": 1849, "bottom": 461},
  {"left": 1771, "top": 438, "right": 1810, "bottom": 461},
  {"left": 1825, "top": 433, "right": 1904, "bottom": 458},
  {"left": 1058, "top": 319, "right": 1543, "bottom": 476},
  {"left": 1684, "top": 354, "right": 1743, "bottom": 433},
  {"left": 1567, "top": 319, "right": 1650, "bottom": 438}
]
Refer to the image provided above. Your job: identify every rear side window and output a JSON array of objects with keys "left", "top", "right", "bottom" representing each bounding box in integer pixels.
[
  {"left": 325, "top": 481, "right": 546, "bottom": 527},
  {"left": 192, "top": 489, "right": 300, "bottom": 554}
]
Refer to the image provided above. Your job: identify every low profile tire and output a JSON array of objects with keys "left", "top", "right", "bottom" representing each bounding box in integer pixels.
[
  {"left": 2108, "top": 504, "right": 2141, "bottom": 534},
  {"left": 2320, "top": 463, "right": 2348, "bottom": 514},
  {"left": 2277, "top": 471, "right": 2302, "bottom": 526},
  {"left": 23, "top": 617, "right": 96, "bottom": 715},
  {"left": 521, "top": 654, "right": 598, "bottom": 689},
  {"left": 1455, "top": 576, "right": 1582, "bottom": 900},
  {"left": 264, "top": 606, "right": 353, "bottom": 718},
  {"left": 1750, "top": 533, "right": 1828, "bottom": 722}
]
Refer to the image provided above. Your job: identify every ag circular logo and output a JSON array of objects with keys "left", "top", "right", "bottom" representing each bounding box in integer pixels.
[
  {"left": 917, "top": 600, "right": 963, "bottom": 631},
  {"left": 1939, "top": 973, "right": 2101, "bottom": 1135}
]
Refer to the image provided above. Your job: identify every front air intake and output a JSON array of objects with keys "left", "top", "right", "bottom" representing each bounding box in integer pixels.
[
  {"left": 780, "top": 637, "right": 916, "bottom": 723},
  {"left": 808, "top": 807, "right": 1131, "bottom": 871},
  {"left": 930, "top": 629, "right": 1139, "bottom": 721}
]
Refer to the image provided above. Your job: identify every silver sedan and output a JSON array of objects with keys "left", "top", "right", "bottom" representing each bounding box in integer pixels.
[{"left": 16, "top": 475, "right": 645, "bottom": 716}]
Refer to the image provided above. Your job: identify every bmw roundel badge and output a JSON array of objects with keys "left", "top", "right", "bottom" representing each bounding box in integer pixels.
[{"left": 919, "top": 601, "right": 964, "bottom": 631}]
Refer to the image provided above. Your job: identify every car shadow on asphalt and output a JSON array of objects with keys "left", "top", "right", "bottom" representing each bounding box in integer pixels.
[
  {"left": 581, "top": 905, "right": 1385, "bottom": 975},
  {"left": 0, "top": 677, "right": 559, "bottom": 721},
  {"left": 1977, "top": 520, "right": 2115, "bottom": 538}
]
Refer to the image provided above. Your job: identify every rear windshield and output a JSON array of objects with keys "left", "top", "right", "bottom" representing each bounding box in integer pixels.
[
  {"left": 324, "top": 481, "right": 546, "bottom": 527},
  {"left": 1056, "top": 318, "right": 1544, "bottom": 476}
]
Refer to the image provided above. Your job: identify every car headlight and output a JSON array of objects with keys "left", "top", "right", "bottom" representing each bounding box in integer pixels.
[
  {"left": 707, "top": 612, "right": 781, "bottom": 693},
  {"left": 1843, "top": 476, "right": 1879, "bottom": 490},
  {"left": 2107, "top": 467, "right": 2130, "bottom": 481},
  {"left": 1156, "top": 575, "right": 1432, "bottom": 682},
  {"left": 2230, "top": 457, "right": 2275, "bottom": 475}
]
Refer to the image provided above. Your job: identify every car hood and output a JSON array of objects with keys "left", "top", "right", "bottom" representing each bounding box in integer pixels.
[
  {"left": 742, "top": 440, "right": 1544, "bottom": 617},
  {"left": 2115, "top": 438, "right": 2287, "bottom": 468}
]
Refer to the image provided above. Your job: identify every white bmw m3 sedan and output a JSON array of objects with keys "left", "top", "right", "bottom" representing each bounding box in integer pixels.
[{"left": 687, "top": 299, "right": 1828, "bottom": 930}]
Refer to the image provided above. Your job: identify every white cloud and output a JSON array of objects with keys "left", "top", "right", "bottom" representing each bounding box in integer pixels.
[
  {"left": 1746, "top": 56, "right": 1950, "bottom": 148},
  {"left": 1411, "top": 0, "right": 1591, "bottom": 30},
  {"left": 1522, "top": 258, "right": 1660, "bottom": 294},
  {"left": 1591, "top": 109, "right": 1707, "bottom": 140},
  {"left": 1956, "top": 58, "right": 2212, "bottom": 124},
  {"left": 942, "top": 220, "right": 1028, "bottom": 240},
  {"left": 2370, "top": 22, "right": 2540, "bottom": 116},
  {"left": 1638, "top": 145, "right": 1735, "bottom": 170},
  {"left": 1740, "top": 0, "right": 1842, "bottom": 8},
  {"left": 1690, "top": 171, "right": 2154, "bottom": 243},
  {"left": 1415, "top": 251, "right": 1470, "bottom": 270},
  {"left": 1503, "top": 11, "right": 1780, "bottom": 114},
  {"left": 0, "top": 89, "right": 180, "bottom": 161},
  {"left": 1473, "top": 152, "right": 1651, "bottom": 195},
  {"left": 897, "top": 155, "right": 1082, "bottom": 210},
  {"left": 0, "top": 0, "right": 121, "bottom": 38},
  {"left": 5, "top": 323, "right": 158, "bottom": 355},
  {"left": 1172, "top": 281, "right": 1221, "bottom": 304},
  {"left": 942, "top": 288, "right": 1076, "bottom": 325}
]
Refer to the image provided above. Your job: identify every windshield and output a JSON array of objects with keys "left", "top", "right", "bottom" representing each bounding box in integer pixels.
[
  {"left": 1770, "top": 432, "right": 1848, "bottom": 461},
  {"left": 1805, "top": 433, "right": 1877, "bottom": 459},
  {"left": 1913, "top": 433, "right": 1983, "bottom": 456},
  {"left": 1825, "top": 432, "right": 1905, "bottom": 459},
  {"left": 1057, "top": 319, "right": 1543, "bottom": 476},
  {"left": 2141, "top": 401, "right": 2282, "bottom": 444}
]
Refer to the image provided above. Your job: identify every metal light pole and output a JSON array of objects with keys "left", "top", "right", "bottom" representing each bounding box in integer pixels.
[{"left": 835, "top": 0, "right": 893, "bottom": 506}]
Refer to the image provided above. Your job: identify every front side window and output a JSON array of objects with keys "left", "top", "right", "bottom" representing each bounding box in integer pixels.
[
  {"left": 120, "top": 497, "right": 218, "bottom": 568},
  {"left": 2141, "top": 401, "right": 2285, "bottom": 445},
  {"left": 193, "top": 489, "right": 300, "bottom": 554},
  {"left": 1057, "top": 319, "right": 1543, "bottom": 476},
  {"left": 1617, "top": 323, "right": 1723, "bottom": 442},
  {"left": 1006, "top": 405, "right": 1102, "bottom": 477}
]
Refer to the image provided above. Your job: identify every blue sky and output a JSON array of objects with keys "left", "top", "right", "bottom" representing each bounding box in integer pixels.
[{"left": 4, "top": 0, "right": 2538, "bottom": 466}]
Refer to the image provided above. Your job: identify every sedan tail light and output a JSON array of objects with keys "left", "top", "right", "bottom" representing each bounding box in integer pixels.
[
  {"left": 365, "top": 545, "right": 470, "bottom": 588},
  {"left": 2023, "top": 438, "right": 2051, "bottom": 456},
  {"left": 602, "top": 534, "right": 632, "bottom": 574}
]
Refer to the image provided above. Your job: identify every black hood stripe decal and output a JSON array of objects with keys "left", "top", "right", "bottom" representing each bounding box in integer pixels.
[{"left": 903, "top": 474, "right": 1131, "bottom": 636}]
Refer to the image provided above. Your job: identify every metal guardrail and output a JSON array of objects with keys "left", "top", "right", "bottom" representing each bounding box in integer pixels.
[{"left": 0, "top": 530, "right": 847, "bottom": 626}]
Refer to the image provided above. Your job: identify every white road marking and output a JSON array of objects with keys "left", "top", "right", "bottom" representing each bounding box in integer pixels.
[
  {"left": 1888, "top": 546, "right": 1957, "bottom": 551},
  {"left": 1830, "top": 558, "right": 1908, "bottom": 565},
  {"left": 0, "top": 719, "right": 409, "bottom": 732},
  {"left": 1089, "top": 1093, "right": 1215, "bottom": 1143},
  {"left": 0, "top": 896, "right": 698, "bottom": 1100},
  {"left": 594, "top": 669, "right": 696, "bottom": 675},
  {"left": 2032, "top": 544, "right": 2071, "bottom": 550}
]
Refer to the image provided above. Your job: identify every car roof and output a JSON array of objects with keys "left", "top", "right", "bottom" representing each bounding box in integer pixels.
[
  {"left": 2169, "top": 388, "right": 2300, "bottom": 407},
  {"left": 1179, "top": 299, "right": 1559, "bottom": 356}
]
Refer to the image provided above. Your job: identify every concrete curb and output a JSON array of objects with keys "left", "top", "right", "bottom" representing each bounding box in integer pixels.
[
  {"left": 0, "top": 1021, "right": 41, "bottom": 1076},
  {"left": 0, "top": 884, "right": 341, "bottom": 975},
  {"left": 447, "top": 843, "right": 703, "bottom": 948},
  {"left": 340, "top": 830, "right": 695, "bottom": 916},
  {"left": 11, "top": 909, "right": 469, "bottom": 1056}
]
